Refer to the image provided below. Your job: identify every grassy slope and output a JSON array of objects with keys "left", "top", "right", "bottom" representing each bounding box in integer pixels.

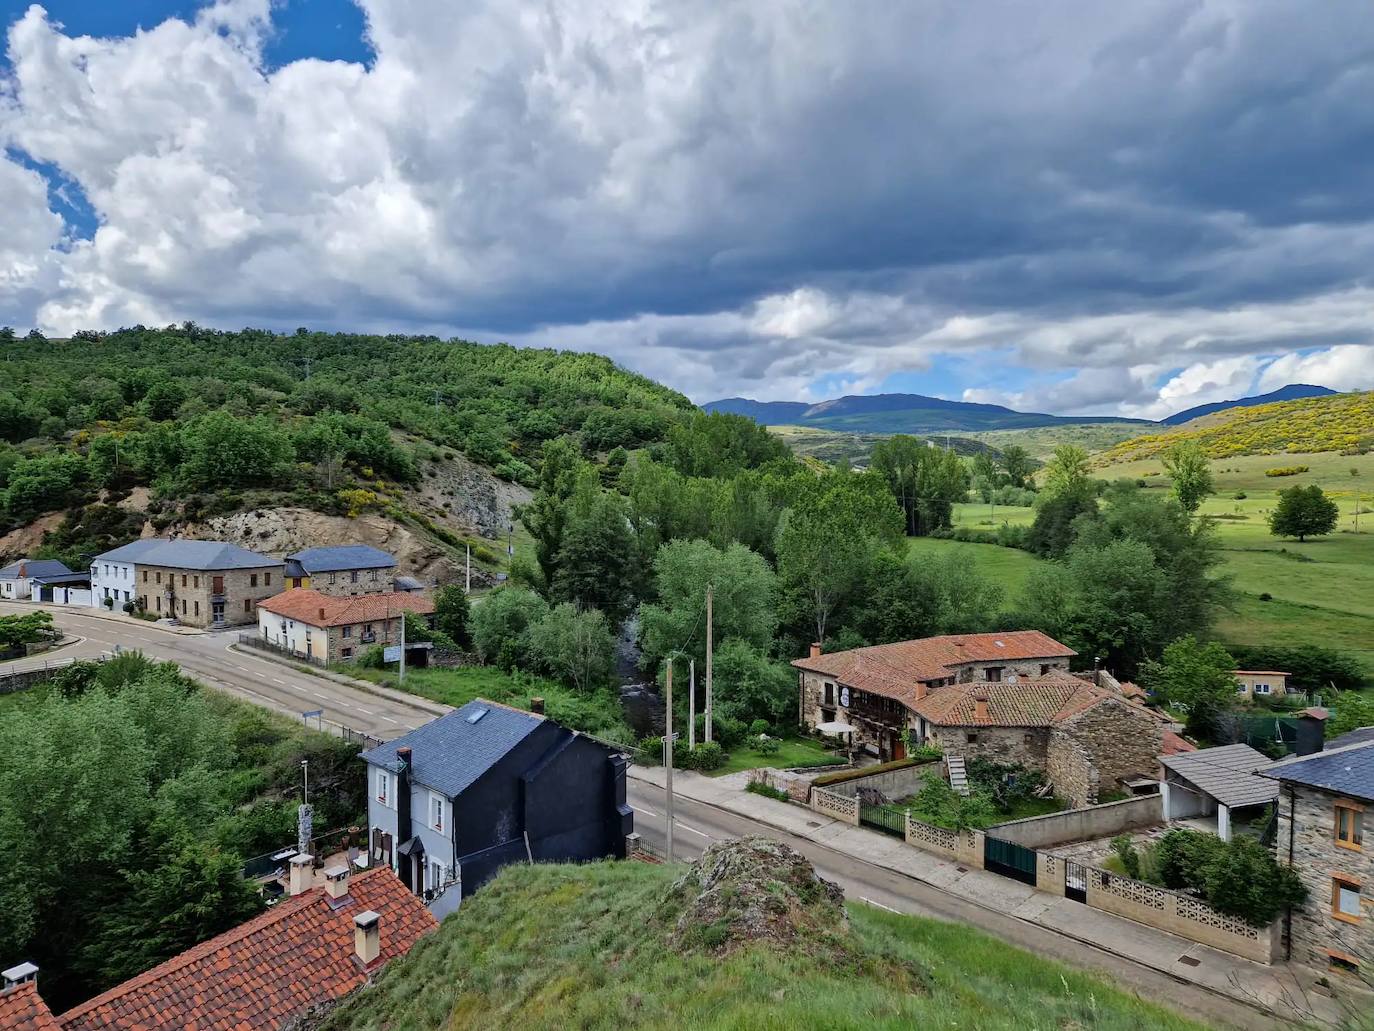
[
  {"left": 1101, "top": 389, "right": 1374, "bottom": 462},
  {"left": 940, "top": 454, "right": 1374, "bottom": 677},
  {"left": 322, "top": 861, "right": 1204, "bottom": 1031}
]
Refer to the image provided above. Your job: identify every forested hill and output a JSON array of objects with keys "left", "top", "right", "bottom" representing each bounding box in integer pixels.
[{"left": 0, "top": 325, "right": 693, "bottom": 558}]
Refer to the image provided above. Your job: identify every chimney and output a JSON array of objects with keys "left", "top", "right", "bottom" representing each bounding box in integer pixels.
[
  {"left": 395, "top": 748, "right": 413, "bottom": 879},
  {"left": 16, "top": 562, "right": 25, "bottom": 579},
  {"left": 319, "top": 606, "right": 326, "bottom": 621},
  {"left": 323, "top": 864, "right": 351, "bottom": 906},
  {"left": 530, "top": 696, "right": 545, "bottom": 715},
  {"left": 1295, "top": 708, "right": 1328, "bottom": 756},
  {"left": 2, "top": 962, "right": 37, "bottom": 992},
  {"left": 353, "top": 910, "right": 381, "bottom": 967},
  {"left": 809, "top": 642, "right": 822, "bottom": 659},
  {"left": 973, "top": 691, "right": 989, "bottom": 722},
  {"left": 288, "top": 853, "right": 314, "bottom": 896},
  {"left": 396, "top": 746, "right": 412, "bottom": 768}
]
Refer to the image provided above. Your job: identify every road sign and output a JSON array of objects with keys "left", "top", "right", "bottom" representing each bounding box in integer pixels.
[
  {"left": 383, "top": 645, "right": 402, "bottom": 663},
  {"left": 301, "top": 709, "right": 323, "bottom": 720}
]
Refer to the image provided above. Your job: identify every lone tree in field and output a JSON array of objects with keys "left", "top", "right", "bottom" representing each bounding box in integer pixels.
[
  {"left": 1162, "top": 440, "right": 1214, "bottom": 513},
  {"left": 1269, "top": 484, "right": 1339, "bottom": 542}
]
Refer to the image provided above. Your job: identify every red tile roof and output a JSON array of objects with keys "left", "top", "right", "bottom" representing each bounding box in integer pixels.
[
  {"left": 792, "top": 631, "right": 1075, "bottom": 698},
  {"left": 1162, "top": 730, "right": 1198, "bottom": 756},
  {"left": 910, "top": 671, "right": 1120, "bottom": 728},
  {"left": 258, "top": 588, "right": 434, "bottom": 628},
  {"left": 0, "top": 982, "right": 60, "bottom": 1031},
  {"left": 58, "top": 868, "right": 437, "bottom": 1031}
]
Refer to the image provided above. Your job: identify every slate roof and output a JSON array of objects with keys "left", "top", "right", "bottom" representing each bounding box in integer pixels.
[
  {"left": 1260, "top": 740, "right": 1374, "bottom": 802},
  {"left": 1159, "top": 744, "right": 1279, "bottom": 808},
  {"left": 394, "top": 575, "right": 425, "bottom": 591},
  {"left": 258, "top": 589, "right": 434, "bottom": 628},
  {"left": 792, "top": 631, "right": 1075, "bottom": 699},
  {"left": 1327, "top": 726, "right": 1374, "bottom": 751},
  {"left": 57, "top": 868, "right": 436, "bottom": 1031},
  {"left": 911, "top": 671, "right": 1120, "bottom": 728},
  {"left": 92, "top": 539, "right": 280, "bottom": 571},
  {"left": 360, "top": 699, "right": 544, "bottom": 797},
  {"left": 0, "top": 981, "right": 60, "bottom": 1031},
  {"left": 0, "top": 559, "right": 73, "bottom": 580},
  {"left": 286, "top": 545, "right": 397, "bottom": 574}
]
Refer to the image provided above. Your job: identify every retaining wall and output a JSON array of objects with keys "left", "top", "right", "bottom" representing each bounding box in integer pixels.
[
  {"left": 988, "top": 794, "right": 1163, "bottom": 848},
  {"left": 823, "top": 761, "right": 940, "bottom": 800}
]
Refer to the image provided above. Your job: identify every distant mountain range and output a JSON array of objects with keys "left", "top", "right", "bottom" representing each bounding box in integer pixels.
[
  {"left": 1159, "top": 384, "right": 1337, "bottom": 426},
  {"left": 702, "top": 393, "right": 1151, "bottom": 434}
]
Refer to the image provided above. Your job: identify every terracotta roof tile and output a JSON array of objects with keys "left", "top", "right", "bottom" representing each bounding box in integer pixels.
[
  {"left": 257, "top": 589, "right": 434, "bottom": 628},
  {"left": 910, "top": 672, "right": 1119, "bottom": 728},
  {"left": 58, "top": 868, "right": 436, "bottom": 1031},
  {"left": 0, "top": 981, "right": 60, "bottom": 1031},
  {"left": 1161, "top": 730, "right": 1197, "bottom": 756},
  {"left": 792, "top": 631, "right": 1075, "bottom": 693}
]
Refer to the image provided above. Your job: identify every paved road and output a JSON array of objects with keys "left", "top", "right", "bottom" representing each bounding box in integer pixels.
[{"left": 4, "top": 602, "right": 1291, "bottom": 1029}]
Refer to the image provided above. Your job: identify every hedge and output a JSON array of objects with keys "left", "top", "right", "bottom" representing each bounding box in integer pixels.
[{"left": 811, "top": 756, "right": 933, "bottom": 788}]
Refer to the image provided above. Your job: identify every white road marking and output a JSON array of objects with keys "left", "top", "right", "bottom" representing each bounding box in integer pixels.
[
  {"left": 678, "top": 822, "right": 711, "bottom": 839},
  {"left": 272, "top": 678, "right": 286, "bottom": 685},
  {"left": 312, "top": 692, "right": 329, "bottom": 700},
  {"left": 353, "top": 706, "right": 374, "bottom": 715},
  {"left": 859, "top": 896, "right": 900, "bottom": 913},
  {"left": 636, "top": 805, "right": 660, "bottom": 818},
  {"left": 379, "top": 716, "right": 400, "bottom": 725}
]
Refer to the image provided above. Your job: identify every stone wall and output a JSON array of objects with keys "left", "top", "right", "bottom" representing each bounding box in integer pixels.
[
  {"left": 990, "top": 795, "right": 1164, "bottom": 848},
  {"left": 0, "top": 663, "right": 71, "bottom": 695},
  {"left": 1046, "top": 733, "right": 1099, "bottom": 807},
  {"left": 1279, "top": 784, "right": 1373, "bottom": 972},
  {"left": 947, "top": 657, "right": 1070, "bottom": 684},
  {"left": 1057, "top": 698, "right": 1164, "bottom": 795},
  {"left": 823, "top": 761, "right": 940, "bottom": 801},
  {"left": 927, "top": 725, "right": 1048, "bottom": 767},
  {"left": 306, "top": 567, "right": 393, "bottom": 597},
  {"left": 136, "top": 562, "right": 283, "bottom": 628},
  {"left": 747, "top": 767, "right": 817, "bottom": 803}
]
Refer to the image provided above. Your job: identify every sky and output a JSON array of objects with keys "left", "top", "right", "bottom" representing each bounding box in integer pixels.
[{"left": 2, "top": 1, "right": 1374, "bottom": 419}]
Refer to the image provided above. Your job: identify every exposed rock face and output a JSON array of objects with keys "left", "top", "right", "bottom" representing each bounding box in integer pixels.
[
  {"left": 180, "top": 508, "right": 471, "bottom": 587},
  {"left": 0, "top": 512, "right": 64, "bottom": 563},
  {"left": 668, "top": 837, "right": 847, "bottom": 952}
]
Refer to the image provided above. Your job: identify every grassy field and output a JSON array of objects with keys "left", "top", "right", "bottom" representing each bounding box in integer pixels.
[
  {"left": 953, "top": 421, "right": 1150, "bottom": 460},
  {"left": 712, "top": 735, "right": 844, "bottom": 776},
  {"left": 935, "top": 456, "right": 1374, "bottom": 679},
  {"left": 318, "top": 859, "right": 1206, "bottom": 1031},
  {"left": 905, "top": 533, "right": 1040, "bottom": 596}
]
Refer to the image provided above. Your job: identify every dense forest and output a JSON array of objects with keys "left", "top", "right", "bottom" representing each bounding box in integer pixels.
[{"left": 0, "top": 324, "right": 694, "bottom": 552}]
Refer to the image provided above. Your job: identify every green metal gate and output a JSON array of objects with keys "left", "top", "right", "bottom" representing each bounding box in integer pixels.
[
  {"left": 860, "top": 804, "right": 907, "bottom": 838},
  {"left": 984, "top": 835, "right": 1037, "bottom": 885}
]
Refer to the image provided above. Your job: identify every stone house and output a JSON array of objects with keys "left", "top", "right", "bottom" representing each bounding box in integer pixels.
[
  {"left": 1234, "top": 669, "right": 1291, "bottom": 701},
  {"left": 92, "top": 539, "right": 282, "bottom": 628},
  {"left": 1261, "top": 739, "right": 1374, "bottom": 977},
  {"left": 910, "top": 671, "right": 1169, "bottom": 806},
  {"left": 1158, "top": 744, "right": 1279, "bottom": 841},
  {"left": 283, "top": 545, "right": 398, "bottom": 595},
  {"left": 256, "top": 588, "right": 433, "bottom": 664},
  {"left": 792, "top": 630, "right": 1076, "bottom": 761}
]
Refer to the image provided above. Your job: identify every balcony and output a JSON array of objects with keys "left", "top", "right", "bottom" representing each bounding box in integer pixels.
[
  {"left": 847, "top": 690, "right": 907, "bottom": 731},
  {"left": 360, "top": 631, "right": 377, "bottom": 644}
]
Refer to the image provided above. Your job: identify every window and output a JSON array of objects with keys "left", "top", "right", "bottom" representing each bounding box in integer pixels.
[
  {"left": 369, "top": 569, "right": 378, "bottom": 582},
  {"left": 342, "top": 647, "right": 353, "bottom": 659},
  {"left": 264, "top": 572, "right": 271, "bottom": 586},
  {"left": 193, "top": 575, "right": 199, "bottom": 589},
  {"left": 342, "top": 625, "right": 352, "bottom": 638},
  {"left": 984, "top": 667, "right": 1004, "bottom": 683},
  {"left": 194, "top": 600, "right": 199, "bottom": 616},
  {"left": 1236, "top": 682, "right": 1248, "bottom": 695},
  {"left": 351, "top": 571, "right": 359, "bottom": 583},
  {"left": 375, "top": 770, "right": 390, "bottom": 805},
  {"left": 1336, "top": 802, "right": 1364, "bottom": 851},
  {"left": 181, "top": 574, "right": 187, "bottom": 587},
  {"left": 142, "top": 570, "right": 148, "bottom": 582},
  {"left": 966, "top": 731, "right": 979, "bottom": 743},
  {"left": 103, "top": 564, "right": 109, "bottom": 576},
  {"left": 155, "top": 596, "right": 161, "bottom": 612},
  {"left": 823, "top": 681, "right": 835, "bottom": 706},
  {"left": 328, "top": 572, "right": 337, "bottom": 585},
  {"left": 430, "top": 793, "right": 445, "bottom": 832},
  {"left": 244, "top": 598, "right": 252, "bottom": 613},
  {"left": 1332, "top": 876, "right": 1362, "bottom": 924},
  {"left": 155, "top": 572, "right": 162, "bottom": 584},
  {"left": 250, "top": 573, "right": 258, "bottom": 587},
  {"left": 430, "top": 860, "right": 445, "bottom": 891},
  {"left": 181, "top": 599, "right": 187, "bottom": 615},
  {"left": 1254, "top": 682, "right": 1271, "bottom": 695},
  {"left": 1329, "top": 951, "right": 1361, "bottom": 976},
  {"left": 1040, "top": 664, "right": 1051, "bottom": 676}
]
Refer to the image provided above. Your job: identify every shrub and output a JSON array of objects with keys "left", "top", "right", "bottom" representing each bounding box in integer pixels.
[
  {"left": 1258, "top": 592, "right": 1272, "bottom": 601},
  {"left": 1264, "top": 466, "right": 1309, "bottom": 477},
  {"left": 812, "top": 757, "right": 920, "bottom": 788},
  {"left": 745, "top": 780, "right": 790, "bottom": 803},
  {"left": 749, "top": 718, "right": 769, "bottom": 737},
  {"left": 1111, "top": 834, "right": 1141, "bottom": 880},
  {"left": 754, "top": 735, "right": 780, "bottom": 757},
  {"left": 1232, "top": 491, "right": 1247, "bottom": 500}
]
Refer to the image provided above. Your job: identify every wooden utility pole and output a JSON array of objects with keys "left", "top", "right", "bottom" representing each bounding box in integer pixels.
[
  {"left": 398, "top": 605, "right": 406, "bottom": 685},
  {"left": 665, "top": 660, "right": 674, "bottom": 862},
  {"left": 688, "top": 659, "right": 696, "bottom": 749},
  {"left": 704, "top": 584, "right": 714, "bottom": 744},
  {"left": 465, "top": 544, "right": 471, "bottom": 594}
]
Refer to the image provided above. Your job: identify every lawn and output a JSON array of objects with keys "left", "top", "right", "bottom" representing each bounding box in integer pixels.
[
  {"left": 712, "top": 735, "right": 845, "bottom": 776},
  {"left": 906, "top": 532, "right": 1040, "bottom": 596},
  {"left": 317, "top": 858, "right": 1208, "bottom": 1031},
  {"left": 348, "top": 664, "right": 633, "bottom": 741}
]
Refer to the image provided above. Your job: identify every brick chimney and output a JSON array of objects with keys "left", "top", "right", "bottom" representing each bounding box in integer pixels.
[
  {"left": 323, "top": 864, "right": 351, "bottom": 906},
  {"left": 809, "top": 642, "right": 822, "bottom": 659},
  {"left": 16, "top": 562, "right": 25, "bottom": 579},
  {"left": 530, "top": 697, "right": 545, "bottom": 715},
  {"left": 2, "top": 962, "right": 37, "bottom": 992},
  {"left": 318, "top": 606, "right": 326, "bottom": 621},
  {"left": 353, "top": 911, "right": 381, "bottom": 967},
  {"left": 288, "top": 853, "right": 314, "bottom": 896},
  {"left": 973, "top": 691, "right": 989, "bottom": 722}
]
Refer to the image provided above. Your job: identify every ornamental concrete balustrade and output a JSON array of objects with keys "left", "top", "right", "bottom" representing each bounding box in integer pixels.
[{"left": 810, "top": 786, "right": 860, "bottom": 825}]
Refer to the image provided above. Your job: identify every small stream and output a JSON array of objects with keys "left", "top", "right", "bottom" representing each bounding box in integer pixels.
[{"left": 615, "top": 616, "right": 663, "bottom": 738}]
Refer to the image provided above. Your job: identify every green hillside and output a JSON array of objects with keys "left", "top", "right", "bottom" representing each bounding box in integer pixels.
[
  {"left": 0, "top": 326, "right": 692, "bottom": 558},
  {"left": 1102, "top": 390, "right": 1374, "bottom": 463},
  {"left": 317, "top": 849, "right": 1204, "bottom": 1031}
]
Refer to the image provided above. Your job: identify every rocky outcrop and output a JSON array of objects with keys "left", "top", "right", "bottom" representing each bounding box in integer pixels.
[
  {"left": 0, "top": 512, "right": 64, "bottom": 563},
  {"left": 667, "top": 837, "right": 847, "bottom": 953}
]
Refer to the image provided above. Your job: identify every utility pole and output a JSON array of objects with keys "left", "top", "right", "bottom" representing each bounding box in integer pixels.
[
  {"left": 688, "top": 659, "right": 696, "bottom": 750},
  {"left": 665, "top": 660, "right": 675, "bottom": 862},
  {"left": 433, "top": 389, "right": 442, "bottom": 412},
  {"left": 465, "top": 544, "right": 472, "bottom": 594},
  {"left": 704, "top": 584, "right": 714, "bottom": 744},
  {"left": 398, "top": 607, "right": 406, "bottom": 685}
]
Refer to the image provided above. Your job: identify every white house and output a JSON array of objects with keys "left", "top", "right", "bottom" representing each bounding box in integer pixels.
[
  {"left": 0, "top": 559, "right": 89, "bottom": 604},
  {"left": 89, "top": 540, "right": 160, "bottom": 611}
]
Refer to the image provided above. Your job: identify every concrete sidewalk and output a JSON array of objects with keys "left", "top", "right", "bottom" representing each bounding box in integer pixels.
[{"left": 630, "top": 764, "right": 1342, "bottom": 1027}]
